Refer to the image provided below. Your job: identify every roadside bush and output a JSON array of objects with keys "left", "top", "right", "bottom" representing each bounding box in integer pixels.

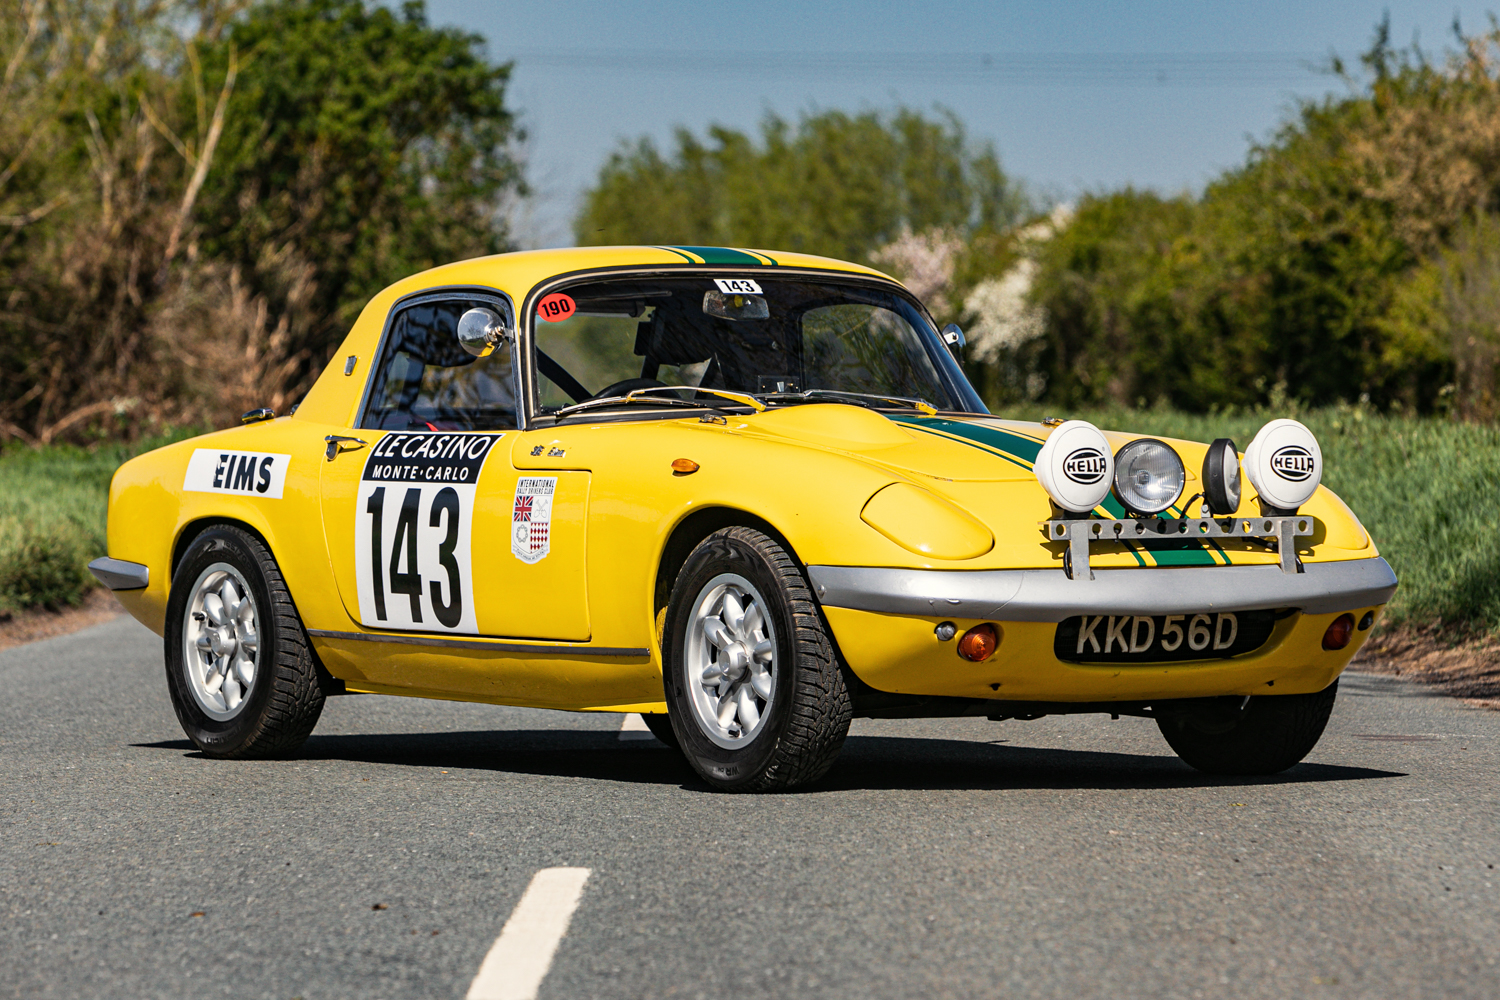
[
  {"left": 0, "top": 0, "right": 525, "bottom": 446},
  {"left": 0, "top": 428, "right": 200, "bottom": 613},
  {"left": 0, "top": 528, "right": 91, "bottom": 612},
  {"left": 1016, "top": 21, "right": 1500, "bottom": 415}
]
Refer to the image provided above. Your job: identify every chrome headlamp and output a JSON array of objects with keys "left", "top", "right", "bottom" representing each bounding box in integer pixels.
[{"left": 1112, "top": 438, "right": 1185, "bottom": 516}]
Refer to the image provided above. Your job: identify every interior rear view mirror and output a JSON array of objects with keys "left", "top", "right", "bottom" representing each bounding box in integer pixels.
[{"left": 702, "top": 290, "right": 769, "bottom": 321}]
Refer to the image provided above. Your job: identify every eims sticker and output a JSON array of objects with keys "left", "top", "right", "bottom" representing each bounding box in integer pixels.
[
  {"left": 184, "top": 449, "right": 290, "bottom": 498},
  {"left": 512, "top": 477, "right": 556, "bottom": 564},
  {"left": 354, "top": 432, "right": 499, "bottom": 634}
]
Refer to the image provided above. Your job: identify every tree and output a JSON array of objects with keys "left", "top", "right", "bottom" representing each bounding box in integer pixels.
[
  {"left": 0, "top": 0, "right": 232, "bottom": 445},
  {"left": 195, "top": 0, "right": 525, "bottom": 368},
  {"left": 0, "top": 0, "right": 526, "bottom": 443},
  {"left": 1021, "top": 21, "right": 1500, "bottom": 415},
  {"left": 575, "top": 107, "right": 1025, "bottom": 266}
]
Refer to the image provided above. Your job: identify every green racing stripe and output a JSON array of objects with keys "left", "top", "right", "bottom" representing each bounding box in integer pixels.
[
  {"left": 890, "top": 415, "right": 1042, "bottom": 470},
  {"left": 665, "top": 246, "right": 777, "bottom": 266}
]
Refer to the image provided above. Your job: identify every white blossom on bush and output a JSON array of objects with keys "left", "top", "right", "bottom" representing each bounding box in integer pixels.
[
  {"left": 964, "top": 262, "right": 1043, "bottom": 362},
  {"left": 870, "top": 227, "right": 964, "bottom": 316},
  {"left": 964, "top": 203, "right": 1073, "bottom": 363}
]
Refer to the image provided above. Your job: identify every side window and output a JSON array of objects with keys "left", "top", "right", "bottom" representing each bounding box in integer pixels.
[{"left": 361, "top": 298, "right": 517, "bottom": 431}]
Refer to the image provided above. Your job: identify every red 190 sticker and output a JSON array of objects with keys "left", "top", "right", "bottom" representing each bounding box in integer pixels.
[{"left": 537, "top": 293, "right": 576, "bottom": 323}]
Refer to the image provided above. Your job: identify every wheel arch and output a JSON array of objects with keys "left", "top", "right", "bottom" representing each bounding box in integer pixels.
[
  {"left": 652, "top": 507, "right": 881, "bottom": 718},
  {"left": 653, "top": 506, "right": 802, "bottom": 623},
  {"left": 171, "top": 516, "right": 275, "bottom": 586}
]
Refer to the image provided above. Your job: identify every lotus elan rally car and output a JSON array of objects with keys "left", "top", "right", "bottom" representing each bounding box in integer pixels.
[{"left": 92, "top": 246, "right": 1397, "bottom": 791}]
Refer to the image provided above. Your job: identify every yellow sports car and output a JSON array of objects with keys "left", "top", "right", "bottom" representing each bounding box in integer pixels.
[{"left": 92, "top": 246, "right": 1396, "bottom": 791}]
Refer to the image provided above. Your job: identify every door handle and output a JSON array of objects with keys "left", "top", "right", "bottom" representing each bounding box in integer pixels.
[{"left": 324, "top": 435, "right": 367, "bottom": 461}]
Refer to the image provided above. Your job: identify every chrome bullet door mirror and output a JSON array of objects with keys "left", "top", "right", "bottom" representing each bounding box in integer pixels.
[{"left": 457, "top": 307, "right": 511, "bottom": 358}]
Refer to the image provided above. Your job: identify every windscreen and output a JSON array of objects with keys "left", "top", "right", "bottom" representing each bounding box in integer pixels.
[{"left": 531, "top": 275, "right": 976, "bottom": 414}]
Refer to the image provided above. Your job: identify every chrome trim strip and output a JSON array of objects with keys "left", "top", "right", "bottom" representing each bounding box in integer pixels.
[
  {"left": 807, "top": 557, "right": 1398, "bottom": 623},
  {"left": 88, "top": 556, "right": 148, "bottom": 591},
  {"left": 306, "top": 628, "right": 649, "bottom": 657}
]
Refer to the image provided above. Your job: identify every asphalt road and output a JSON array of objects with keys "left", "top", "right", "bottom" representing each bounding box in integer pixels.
[{"left": 3, "top": 616, "right": 1498, "bottom": 1000}]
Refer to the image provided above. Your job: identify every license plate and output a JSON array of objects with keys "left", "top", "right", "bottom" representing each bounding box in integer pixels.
[{"left": 1053, "top": 610, "right": 1279, "bottom": 664}]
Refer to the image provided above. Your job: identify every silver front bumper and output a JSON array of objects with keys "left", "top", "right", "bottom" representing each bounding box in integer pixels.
[{"left": 808, "top": 557, "right": 1397, "bottom": 624}]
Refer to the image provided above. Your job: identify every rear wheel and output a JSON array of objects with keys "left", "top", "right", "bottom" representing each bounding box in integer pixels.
[
  {"left": 165, "top": 525, "right": 324, "bottom": 758},
  {"left": 1156, "top": 680, "right": 1338, "bottom": 775},
  {"left": 663, "top": 527, "right": 851, "bottom": 792}
]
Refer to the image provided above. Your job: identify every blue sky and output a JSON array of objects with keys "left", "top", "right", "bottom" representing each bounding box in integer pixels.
[{"left": 425, "top": 1, "right": 1495, "bottom": 247}]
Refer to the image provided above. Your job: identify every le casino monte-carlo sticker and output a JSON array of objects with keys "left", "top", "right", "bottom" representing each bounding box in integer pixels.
[{"left": 354, "top": 432, "right": 499, "bottom": 635}]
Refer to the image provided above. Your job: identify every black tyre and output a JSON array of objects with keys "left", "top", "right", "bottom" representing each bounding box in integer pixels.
[
  {"left": 165, "top": 525, "right": 324, "bottom": 758},
  {"left": 1156, "top": 680, "right": 1339, "bottom": 775},
  {"left": 640, "top": 713, "right": 680, "bottom": 749},
  {"left": 663, "top": 526, "right": 852, "bottom": 792}
]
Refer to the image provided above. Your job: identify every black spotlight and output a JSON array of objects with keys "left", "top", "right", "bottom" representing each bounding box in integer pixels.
[{"left": 1201, "top": 438, "right": 1241, "bottom": 516}]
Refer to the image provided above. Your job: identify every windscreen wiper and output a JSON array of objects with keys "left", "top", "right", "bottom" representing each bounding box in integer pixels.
[
  {"left": 551, "top": 385, "right": 766, "bottom": 419},
  {"left": 794, "top": 389, "right": 938, "bottom": 416}
]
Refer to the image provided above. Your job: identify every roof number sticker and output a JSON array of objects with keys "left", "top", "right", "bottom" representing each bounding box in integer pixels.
[
  {"left": 354, "top": 432, "right": 499, "bottom": 634},
  {"left": 512, "top": 477, "right": 557, "bottom": 564},
  {"left": 713, "top": 278, "right": 762, "bottom": 295},
  {"left": 536, "top": 292, "right": 576, "bottom": 323}
]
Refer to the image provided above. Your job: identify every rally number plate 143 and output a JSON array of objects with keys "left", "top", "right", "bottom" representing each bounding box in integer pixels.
[
  {"left": 353, "top": 432, "right": 499, "bottom": 635},
  {"left": 1053, "top": 610, "right": 1281, "bottom": 664}
]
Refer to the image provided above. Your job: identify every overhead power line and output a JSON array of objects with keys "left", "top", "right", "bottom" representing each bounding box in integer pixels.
[{"left": 512, "top": 50, "right": 1333, "bottom": 87}]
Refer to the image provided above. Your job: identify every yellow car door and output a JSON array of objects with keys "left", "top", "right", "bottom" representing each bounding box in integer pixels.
[
  {"left": 322, "top": 428, "right": 504, "bottom": 635},
  {"left": 468, "top": 440, "right": 591, "bottom": 641}
]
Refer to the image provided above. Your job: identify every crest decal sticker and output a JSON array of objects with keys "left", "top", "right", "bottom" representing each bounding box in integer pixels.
[{"left": 512, "top": 477, "right": 557, "bottom": 564}]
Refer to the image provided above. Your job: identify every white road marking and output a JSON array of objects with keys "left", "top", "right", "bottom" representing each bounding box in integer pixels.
[
  {"left": 618, "top": 712, "right": 657, "bottom": 740},
  {"left": 465, "top": 867, "right": 591, "bottom": 1000}
]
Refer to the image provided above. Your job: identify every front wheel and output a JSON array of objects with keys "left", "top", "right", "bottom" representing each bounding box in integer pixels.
[
  {"left": 663, "top": 527, "right": 851, "bottom": 792},
  {"left": 639, "top": 713, "right": 680, "bottom": 749},
  {"left": 164, "top": 525, "right": 325, "bottom": 758},
  {"left": 1157, "top": 680, "right": 1339, "bottom": 775}
]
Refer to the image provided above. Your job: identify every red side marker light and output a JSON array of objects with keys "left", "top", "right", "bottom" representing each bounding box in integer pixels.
[
  {"left": 957, "top": 624, "right": 1000, "bottom": 662},
  {"left": 1322, "top": 613, "right": 1356, "bottom": 651}
]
